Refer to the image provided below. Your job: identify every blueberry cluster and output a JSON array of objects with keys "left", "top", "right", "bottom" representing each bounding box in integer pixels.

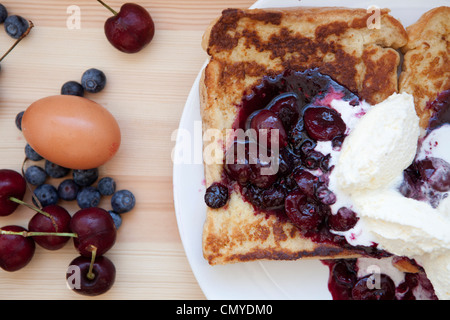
[
  {"left": 0, "top": 4, "right": 30, "bottom": 39},
  {"left": 20, "top": 143, "right": 135, "bottom": 230},
  {"left": 61, "top": 68, "right": 107, "bottom": 97}
]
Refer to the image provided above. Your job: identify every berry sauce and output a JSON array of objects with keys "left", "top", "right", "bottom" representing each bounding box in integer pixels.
[
  {"left": 322, "top": 258, "right": 438, "bottom": 300},
  {"left": 205, "top": 68, "right": 388, "bottom": 258}
]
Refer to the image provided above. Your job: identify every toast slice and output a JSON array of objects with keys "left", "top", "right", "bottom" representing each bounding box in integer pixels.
[
  {"left": 399, "top": 6, "right": 450, "bottom": 128},
  {"left": 200, "top": 7, "right": 408, "bottom": 265}
]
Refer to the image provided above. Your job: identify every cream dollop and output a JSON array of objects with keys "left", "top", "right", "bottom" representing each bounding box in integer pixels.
[{"left": 335, "top": 93, "right": 420, "bottom": 191}]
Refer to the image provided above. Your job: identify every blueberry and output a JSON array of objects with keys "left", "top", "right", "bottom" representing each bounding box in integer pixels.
[
  {"left": 111, "top": 190, "right": 135, "bottom": 213},
  {"left": 108, "top": 210, "right": 122, "bottom": 229},
  {"left": 33, "top": 184, "right": 59, "bottom": 207},
  {"left": 45, "top": 160, "right": 70, "bottom": 178},
  {"left": 97, "top": 177, "right": 116, "bottom": 196},
  {"left": 15, "top": 111, "right": 24, "bottom": 131},
  {"left": 73, "top": 168, "right": 98, "bottom": 187},
  {"left": 77, "top": 186, "right": 101, "bottom": 209},
  {"left": 61, "top": 81, "right": 84, "bottom": 97},
  {"left": 25, "top": 144, "right": 43, "bottom": 161},
  {"left": 0, "top": 4, "right": 8, "bottom": 24},
  {"left": 57, "top": 179, "right": 80, "bottom": 201},
  {"left": 24, "top": 165, "right": 47, "bottom": 186},
  {"left": 4, "top": 15, "right": 29, "bottom": 39},
  {"left": 81, "top": 68, "right": 106, "bottom": 93},
  {"left": 204, "top": 183, "right": 229, "bottom": 209}
]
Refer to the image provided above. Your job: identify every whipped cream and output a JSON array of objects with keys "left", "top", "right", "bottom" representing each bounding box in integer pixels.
[
  {"left": 325, "top": 92, "right": 450, "bottom": 300},
  {"left": 335, "top": 93, "right": 420, "bottom": 191}
]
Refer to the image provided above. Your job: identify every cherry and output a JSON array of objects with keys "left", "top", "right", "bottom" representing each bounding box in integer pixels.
[
  {"left": 351, "top": 273, "right": 396, "bottom": 300},
  {"left": 98, "top": 0, "right": 155, "bottom": 54},
  {"left": 303, "top": 106, "right": 346, "bottom": 141},
  {"left": 0, "top": 225, "right": 35, "bottom": 272},
  {"left": 417, "top": 157, "right": 450, "bottom": 192},
  {"left": 327, "top": 207, "right": 359, "bottom": 231},
  {"left": 294, "top": 169, "right": 318, "bottom": 197},
  {"left": 267, "top": 92, "right": 300, "bottom": 131},
  {"left": 224, "top": 140, "right": 278, "bottom": 188},
  {"left": 0, "top": 169, "right": 26, "bottom": 216},
  {"left": 285, "top": 190, "right": 324, "bottom": 234},
  {"left": 224, "top": 140, "right": 253, "bottom": 186},
  {"left": 427, "top": 89, "right": 450, "bottom": 132},
  {"left": 327, "top": 259, "right": 359, "bottom": 300},
  {"left": 249, "top": 109, "right": 287, "bottom": 148},
  {"left": 66, "top": 254, "right": 116, "bottom": 296},
  {"left": 28, "top": 205, "right": 72, "bottom": 250},
  {"left": 70, "top": 207, "right": 117, "bottom": 257},
  {"left": 243, "top": 183, "right": 286, "bottom": 211}
]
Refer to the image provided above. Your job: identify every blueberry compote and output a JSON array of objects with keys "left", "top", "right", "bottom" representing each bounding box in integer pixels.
[{"left": 204, "top": 68, "right": 387, "bottom": 257}]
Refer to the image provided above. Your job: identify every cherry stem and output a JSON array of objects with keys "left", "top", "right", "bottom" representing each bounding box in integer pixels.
[
  {"left": 0, "top": 228, "right": 77, "bottom": 238},
  {"left": 87, "top": 245, "right": 97, "bottom": 280},
  {"left": 0, "top": 20, "right": 34, "bottom": 63},
  {"left": 97, "top": 0, "right": 118, "bottom": 15},
  {"left": 8, "top": 196, "right": 57, "bottom": 227}
]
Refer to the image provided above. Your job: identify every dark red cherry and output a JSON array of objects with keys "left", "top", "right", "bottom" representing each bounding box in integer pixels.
[
  {"left": 70, "top": 207, "right": 117, "bottom": 257},
  {"left": 66, "top": 255, "right": 116, "bottom": 296},
  {"left": 244, "top": 183, "right": 286, "bottom": 211},
  {"left": 427, "top": 89, "right": 450, "bottom": 132},
  {"left": 28, "top": 205, "right": 72, "bottom": 250},
  {"left": 327, "top": 207, "right": 359, "bottom": 231},
  {"left": 303, "top": 106, "right": 346, "bottom": 141},
  {"left": 249, "top": 109, "right": 287, "bottom": 148},
  {"left": 249, "top": 159, "right": 278, "bottom": 189},
  {"left": 225, "top": 140, "right": 278, "bottom": 188},
  {"left": 267, "top": 93, "right": 300, "bottom": 130},
  {"left": 331, "top": 259, "right": 357, "bottom": 289},
  {"left": 0, "top": 225, "right": 35, "bottom": 272},
  {"left": 315, "top": 185, "right": 336, "bottom": 205},
  {"left": 99, "top": 0, "right": 155, "bottom": 54},
  {"left": 0, "top": 169, "right": 26, "bottom": 216},
  {"left": 285, "top": 190, "right": 323, "bottom": 234},
  {"left": 224, "top": 140, "right": 253, "bottom": 185},
  {"left": 294, "top": 169, "right": 318, "bottom": 197},
  {"left": 326, "top": 259, "right": 358, "bottom": 300},
  {"left": 417, "top": 157, "right": 450, "bottom": 192},
  {"left": 351, "top": 274, "right": 396, "bottom": 300}
]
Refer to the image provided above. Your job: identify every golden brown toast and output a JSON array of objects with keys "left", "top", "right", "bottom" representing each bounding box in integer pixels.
[
  {"left": 200, "top": 7, "right": 408, "bottom": 265},
  {"left": 399, "top": 6, "right": 450, "bottom": 128}
]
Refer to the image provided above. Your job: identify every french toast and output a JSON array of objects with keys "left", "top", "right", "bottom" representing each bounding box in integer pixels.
[
  {"left": 399, "top": 6, "right": 450, "bottom": 128},
  {"left": 200, "top": 7, "right": 409, "bottom": 265}
]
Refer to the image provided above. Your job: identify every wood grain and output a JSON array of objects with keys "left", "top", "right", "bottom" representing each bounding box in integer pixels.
[{"left": 0, "top": 0, "right": 255, "bottom": 299}]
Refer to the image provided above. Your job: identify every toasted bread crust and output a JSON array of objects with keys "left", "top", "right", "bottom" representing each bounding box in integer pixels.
[
  {"left": 399, "top": 6, "right": 450, "bottom": 128},
  {"left": 201, "top": 7, "right": 408, "bottom": 265}
]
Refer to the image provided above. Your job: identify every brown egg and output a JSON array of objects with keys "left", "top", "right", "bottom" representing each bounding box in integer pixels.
[{"left": 22, "top": 95, "right": 121, "bottom": 169}]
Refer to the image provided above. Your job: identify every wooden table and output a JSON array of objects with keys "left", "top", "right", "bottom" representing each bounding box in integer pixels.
[{"left": 0, "top": 0, "right": 255, "bottom": 300}]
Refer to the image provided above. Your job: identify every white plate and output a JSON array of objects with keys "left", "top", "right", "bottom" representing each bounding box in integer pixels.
[{"left": 173, "top": 0, "right": 448, "bottom": 300}]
